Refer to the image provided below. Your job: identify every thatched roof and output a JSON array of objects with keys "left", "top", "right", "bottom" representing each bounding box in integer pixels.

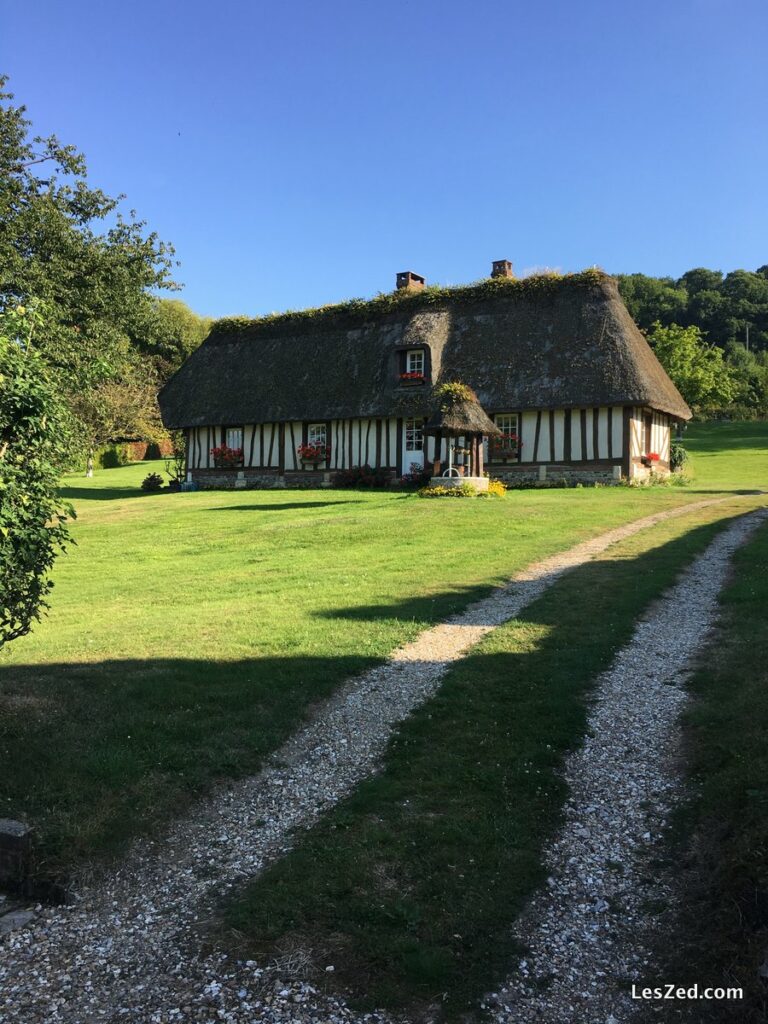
[
  {"left": 159, "top": 271, "right": 692, "bottom": 428},
  {"left": 424, "top": 386, "right": 501, "bottom": 436}
]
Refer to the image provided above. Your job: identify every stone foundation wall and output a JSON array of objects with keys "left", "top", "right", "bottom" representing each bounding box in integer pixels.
[
  {"left": 190, "top": 467, "right": 402, "bottom": 490},
  {"left": 190, "top": 469, "right": 288, "bottom": 489},
  {"left": 189, "top": 462, "right": 661, "bottom": 490},
  {"left": 490, "top": 463, "right": 622, "bottom": 486}
]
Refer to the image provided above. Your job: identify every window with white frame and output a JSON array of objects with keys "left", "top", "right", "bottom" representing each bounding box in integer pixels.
[
  {"left": 491, "top": 413, "right": 519, "bottom": 459},
  {"left": 495, "top": 413, "right": 518, "bottom": 437},
  {"left": 225, "top": 427, "right": 243, "bottom": 451},
  {"left": 307, "top": 423, "right": 327, "bottom": 447},
  {"left": 405, "top": 418, "right": 424, "bottom": 451},
  {"left": 406, "top": 349, "right": 425, "bottom": 375}
]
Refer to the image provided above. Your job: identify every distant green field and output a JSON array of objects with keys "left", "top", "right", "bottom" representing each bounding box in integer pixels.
[
  {"left": 684, "top": 420, "right": 768, "bottom": 491},
  {"left": 0, "top": 422, "right": 765, "bottom": 874}
]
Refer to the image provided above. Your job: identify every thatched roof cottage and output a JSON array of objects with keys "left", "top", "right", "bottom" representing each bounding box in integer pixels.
[{"left": 159, "top": 264, "right": 691, "bottom": 487}]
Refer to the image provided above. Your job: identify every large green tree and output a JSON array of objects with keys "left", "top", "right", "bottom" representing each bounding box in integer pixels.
[
  {"left": 0, "top": 76, "right": 177, "bottom": 450},
  {"left": 618, "top": 266, "right": 768, "bottom": 352},
  {"left": 142, "top": 298, "right": 212, "bottom": 379},
  {"left": 648, "top": 322, "right": 737, "bottom": 413},
  {"left": 0, "top": 306, "right": 72, "bottom": 647}
]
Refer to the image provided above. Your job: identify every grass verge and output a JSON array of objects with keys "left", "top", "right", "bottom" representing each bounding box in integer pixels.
[
  {"left": 648, "top": 517, "right": 768, "bottom": 1023},
  {"left": 0, "top": 423, "right": 763, "bottom": 877},
  {"left": 0, "top": 465, "right": 713, "bottom": 876},
  {"left": 222, "top": 501, "right": 758, "bottom": 1020}
]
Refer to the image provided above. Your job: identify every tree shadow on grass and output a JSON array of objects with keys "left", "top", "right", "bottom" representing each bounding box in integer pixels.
[
  {"left": 678, "top": 488, "right": 766, "bottom": 495},
  {"left": 314, "top": 582, "right": 495, "bottom": 623},
  {"left": 686, "top": 424, "right": 768, "bottom": 453},
  {"left": 59, "top": 485, "right": 158, "bottom": 502},
  {"left": 207, "top": 500, "right": 366, "bottom": 512},
  {"left": 0, "top": 651, "right": 379, "bottom": 883}
]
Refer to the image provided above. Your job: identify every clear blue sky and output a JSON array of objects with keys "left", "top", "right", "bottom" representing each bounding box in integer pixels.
[{"left": 2, "top": 0, "right": 766, "bottom": 318}]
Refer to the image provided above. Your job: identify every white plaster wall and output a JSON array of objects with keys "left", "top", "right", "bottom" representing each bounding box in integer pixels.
[
  {"left": 611, "top": 406, "right": 623, "bottom": 459},
  {"left": 520, "top": 411, "right": 538, "bottom": 462},
  {"left": 553, "top": 410, "right": 565, "bottom": 461}
]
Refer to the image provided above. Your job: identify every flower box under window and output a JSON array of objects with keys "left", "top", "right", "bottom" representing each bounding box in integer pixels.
[
  {"left": 399, "top": 371, "right": 425, "bottom": 385},
  {"left": 211, "top": 443, "right": 244, "bottom": 469},
  {"left": 297, "top": 442, "right": 330, "bottom": 465},
  {"left": 489, "top": 432, "right": 521, "bottom": 460}
]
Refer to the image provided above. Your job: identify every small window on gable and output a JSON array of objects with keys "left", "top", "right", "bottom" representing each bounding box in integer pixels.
[
  {"left": 405, "top": 417, "right": 424, "bottom": 451},
  {"left": 308, "top": 422, "right": 327, "bottom": 447},
  {"left": 406, "top": 349, "right": 425, "bottom": 375},
  {"left": 226, "top": 427, "right": 243, "bottom": 452}
]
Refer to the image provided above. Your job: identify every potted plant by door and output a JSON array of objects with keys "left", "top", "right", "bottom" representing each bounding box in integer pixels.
[{"left": 297, "top": 442, "right": 330, "bottom": 468}]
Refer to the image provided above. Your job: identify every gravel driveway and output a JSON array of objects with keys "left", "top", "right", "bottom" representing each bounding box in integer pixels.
[
  {"left": 0, "top": 496, "right": 756, "bottom": 1024},
  {"left": 490, "top": 507, "right": 767, "bottom": 1024}
]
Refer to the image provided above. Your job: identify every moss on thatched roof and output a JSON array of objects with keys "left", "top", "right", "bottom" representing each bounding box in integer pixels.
[
  {"left": 159, "top": 271, "right": 692, "bottom": 429},
  {"left": 208, "top": 270, "right": 605, "bottom": 339},
  {"left": 425, "top": 383, "right": 501, "bottom": 436}
]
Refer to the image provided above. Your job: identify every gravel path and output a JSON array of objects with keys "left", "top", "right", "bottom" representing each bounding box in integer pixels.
[
  {"left": 0, "top": 497, "right": 747, "bottom": 1023},
  {"left": 489, "top": 507, "right": 768, "bottom": 1024}
]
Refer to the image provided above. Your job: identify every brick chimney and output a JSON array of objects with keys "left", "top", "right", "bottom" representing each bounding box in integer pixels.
[
  {"left": 396, "top": 271, "right": 425, "bottom": 291},
  {"left": 491, "top": 259, "right": 514, "bottom": 279}
]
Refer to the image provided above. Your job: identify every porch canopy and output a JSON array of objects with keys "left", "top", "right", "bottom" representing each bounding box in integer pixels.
[{"left": 424, "top": 383, "right": 501, "bottom": 478}]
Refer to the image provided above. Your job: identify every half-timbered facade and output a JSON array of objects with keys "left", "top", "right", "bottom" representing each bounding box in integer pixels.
[{"left": 159, "top": 268, "right": 691, "bottom": 487}]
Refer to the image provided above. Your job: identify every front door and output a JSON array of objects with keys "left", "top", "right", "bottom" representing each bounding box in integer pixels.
[{"left": 404, "top": 417, "right": 425, "bottom": 473}]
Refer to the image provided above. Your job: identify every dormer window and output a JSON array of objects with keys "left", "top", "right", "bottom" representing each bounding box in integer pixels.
[
  {"left": 399, "top": 347, "right": 426, "bottom": 384},
  {"left": 406, "top": 349, "right": 424, "bottom": 375}
]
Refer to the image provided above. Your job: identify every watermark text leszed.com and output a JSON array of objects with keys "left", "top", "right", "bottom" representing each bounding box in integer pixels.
[{"left": 631, "top": 983, "right": 743, "bottom": 1002}]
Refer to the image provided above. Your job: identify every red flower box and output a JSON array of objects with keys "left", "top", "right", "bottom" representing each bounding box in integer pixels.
[
  {"left": 490, "top": 433, "right": 521, "bottom": 457},
  {"left": 297, "top": 443, "right": 330, "bottom": 463},
  {"left": 210, "top": 443, "right": 243, "bottom": 468}
]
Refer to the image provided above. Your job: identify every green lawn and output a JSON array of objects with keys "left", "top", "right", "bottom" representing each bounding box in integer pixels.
[
  {"left": 223, "top": 502, "right": 754, "bottom": 1018},
  {"left": 684, "top": 420, "right": 768, "bottom": 492},
  {"left": 0, "top": 424, "right": 765, "bottom": 878}
]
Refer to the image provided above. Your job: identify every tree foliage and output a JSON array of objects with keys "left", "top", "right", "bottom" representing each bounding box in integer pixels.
[
  {"left": 0, "top": 76, "right": 184, "bottom": 460},
  {"left": 69, "top": 348, "right": 165, "bottom": 472},
  {"left": 619, "top": 267, "right": 768, "bottom": 416},
  {"left": 647, "top": 323, "right": 737, "bottom": 412},
  {"left": 141, "top": 298, "right": 212, "bottom": 378},
  {"left": 0, "top": 76, "right": 176, "bottom": 391},
  {"left": 618, "top": 267, "right": 768, "bottom": 352},
  {"left": 0, "top": 306, "right": 73, "bottom": 648}
]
